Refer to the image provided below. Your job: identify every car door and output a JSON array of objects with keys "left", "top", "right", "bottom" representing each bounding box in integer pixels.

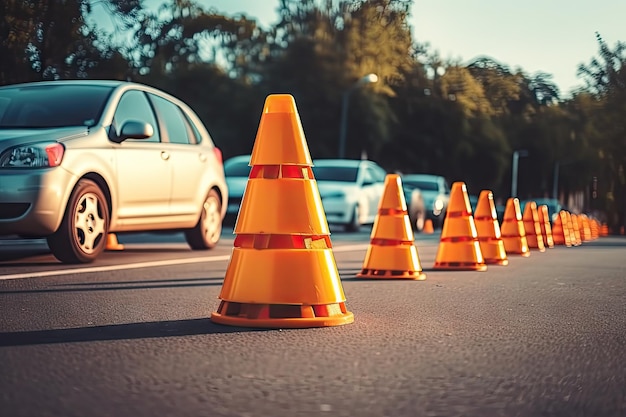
[
  {"left": 112, "top": 90, "right": 173, "bottom": 225},
  {"left": 148, "top": 94, "right": 206, "bottom": 218}
]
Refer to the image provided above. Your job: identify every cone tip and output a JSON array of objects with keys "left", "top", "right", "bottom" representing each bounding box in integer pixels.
[{"left": 263, "top": 94, "right": 297, "bottom": 114}]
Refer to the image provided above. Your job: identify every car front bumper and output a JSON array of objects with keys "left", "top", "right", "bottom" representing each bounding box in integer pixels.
[{"left": 0, "top": 167, "right": 74, "bottom": 236}]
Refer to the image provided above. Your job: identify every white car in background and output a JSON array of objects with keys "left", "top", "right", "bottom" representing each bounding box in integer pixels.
[{"left": 312, "top": 159, "right": 387, "bottom": 232}]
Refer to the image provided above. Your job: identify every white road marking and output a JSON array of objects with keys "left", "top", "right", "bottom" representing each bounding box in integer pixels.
[{"left": 0, "top": 244, "right": 370, "bottom": 281}]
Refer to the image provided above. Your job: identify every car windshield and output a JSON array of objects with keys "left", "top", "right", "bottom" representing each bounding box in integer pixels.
[
  {"left": 404, "top": 180, "right": 439, "bottom": 191},
  {"left": 313, "top": 166, "right": 358, "bottom": 182},
  {"left": 0, "top": 84, "right": 113, "bottom": 128},
  {"left": 224, "top": 160, "right": 251, "bottom": 177}
]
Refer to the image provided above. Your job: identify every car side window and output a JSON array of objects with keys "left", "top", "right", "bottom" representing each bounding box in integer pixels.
[
  {"left": 362, "top": 167, "right": 376, "bottom": 185},
  {"left": 112, "top": 90, "right": 160, "bottom": 143},
  {"left": 149, "top": 94, "right": 194, "bottom": 144},
  {"left": 373, "top": 166, "right": 386, "bottom": 183}
]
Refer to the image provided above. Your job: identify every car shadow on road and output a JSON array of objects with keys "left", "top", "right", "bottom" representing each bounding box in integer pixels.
[{"left": 0, "top": 317, "right": 267, "bottom": 347}]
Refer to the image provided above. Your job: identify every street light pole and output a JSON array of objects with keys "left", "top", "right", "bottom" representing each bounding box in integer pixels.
[
  {"left": 338, "top": 73, "right": 378, "bottom": 159},
  {"left": 511, "top": 150, "right": 529, "bottom": 198}
]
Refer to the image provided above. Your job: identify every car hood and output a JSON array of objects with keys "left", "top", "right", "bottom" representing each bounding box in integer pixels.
[
  {"left": 0, "top": 127, "right": 89, "bottom": 148},
  {"left": 316, "top": 181, "right": 358, "bottom": 197},
  {"left": 417, "top": 190, "right": 446, "bottom": 204}
]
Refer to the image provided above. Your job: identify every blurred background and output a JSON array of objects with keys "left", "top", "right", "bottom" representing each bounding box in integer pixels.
[{"left": 1, "top": 0, "right": 624, "bottom": 233}]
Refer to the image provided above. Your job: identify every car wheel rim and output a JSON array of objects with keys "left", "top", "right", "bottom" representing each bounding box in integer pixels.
[
  {"left": 202, "top": 195, "right": 222, "bottom": 244},
  {"left": 74, "top": 192, "right": 105, "bottom": 254}
]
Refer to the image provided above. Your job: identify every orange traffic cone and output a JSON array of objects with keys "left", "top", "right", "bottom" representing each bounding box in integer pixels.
[
  {"left": 106, "top": 233, "right": 124, "bottom": 251},
  {"left": 570, "top": 214, "right": 583, "bottom": 246},
  {"left": 522, "top": 201, "right": 545, "bottom": 252},
  {"left": 357, "top": 174, "right": 426, "bottom": 280},
  {"left": 210, "top": 94, "right": 353, "bottom": 328},
  {"left": 473, "top": 190, "right": 508, "bottom": 265},
  {"left": 423, "top": 219, "right": 435, "bottom": 234},
  {"left": 600, "top": 223, "right": 609, "bottom": 237},
  {"left": 537, "top": 204, "right": 554, "bottom": 248},
  {"left": 590, "top": 219, "right": 599, "bottom": 239},
  {"left": 579, "top": 214, "right": 592, "bottom": 242},
  {"left": 565, "top": 212, "right": 580, "bottom": 246},
  {"left": 500, "top": 198, "right": 530, "bottom": 257},
  {"left": 433, "top": 182, "right": 486, "bottom": 271},
  {"left": 552, "top": 210, "right": 572, "bottom": 247}
]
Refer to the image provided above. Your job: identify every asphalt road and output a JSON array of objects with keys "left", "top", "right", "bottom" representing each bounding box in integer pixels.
[{"left": 0, "top": 229, "right": 625, "bottom": 417}]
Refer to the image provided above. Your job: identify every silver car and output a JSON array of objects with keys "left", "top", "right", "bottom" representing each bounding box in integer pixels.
[{"left": 0, "top": 80, "right": 228, "bottom": 263}]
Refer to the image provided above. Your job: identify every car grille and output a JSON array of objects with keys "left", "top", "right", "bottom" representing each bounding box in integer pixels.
[{"left": 0, "top": 203, "right": 30, "bottom": 219}]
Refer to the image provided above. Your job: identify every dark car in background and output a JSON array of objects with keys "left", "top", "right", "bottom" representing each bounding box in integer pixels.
[
  {"left": 522, "top": 198, "right": 563, "bottom": 222},
  {"left": 223, "top": 154, "right": 251, "bottom": 222},
  {"left": 0, "top": 80, "right": 228, "bottom": 263},
  {"left": 402, "top": 183, "right": 426, "bottom": 232},
  {"left": 401, "top": 174, "right": 450, "bottom": 228}
]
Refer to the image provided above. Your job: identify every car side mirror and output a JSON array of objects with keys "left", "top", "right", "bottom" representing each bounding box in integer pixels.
[{"left": 113, "top": 120, "right": 154, "bottom": 143}]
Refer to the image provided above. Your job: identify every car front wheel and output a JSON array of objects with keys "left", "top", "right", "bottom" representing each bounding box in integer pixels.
[
  {"left": 47, "top": 179, "right": 109, "bottom": 264},
  {"left": 185, "top": 189, "right": 222, "bottom": 250}
]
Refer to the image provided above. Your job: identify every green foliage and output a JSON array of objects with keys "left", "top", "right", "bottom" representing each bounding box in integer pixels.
[{"left": 2, "top": 0, "right": 625, "bottom": 228}]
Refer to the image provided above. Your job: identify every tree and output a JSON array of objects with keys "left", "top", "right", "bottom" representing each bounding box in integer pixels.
[
  {"left": 576, "top": 33, "right": 626, "bottom": 230},
  {"left": 0, "top": 0, "right": 139, "bottom": 85}
]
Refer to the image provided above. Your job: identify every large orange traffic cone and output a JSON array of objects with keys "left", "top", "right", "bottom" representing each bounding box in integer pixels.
[
  {"left": 210, "top": 94, "right": 353, "bottom": 328},
  {"left": 357, "top": 174, "right": 426, "bottom": 280},
  {"left": 522, "top": 201, "right": 545, "bottom": 252},
  {"left": 537, "top": 204, "right": 554, "bottom": 248},
  {"left": 433, "top": 182, "right": 486, "bottom": 271},
  {"left": 473, "top": 190, "right": 508, "bottom": 265},
  {"left": 500, "top": 198, "right": 530, "bottom": 257},
  {"left": 551, "top": 210, "right": 572, "bottom": 247}
]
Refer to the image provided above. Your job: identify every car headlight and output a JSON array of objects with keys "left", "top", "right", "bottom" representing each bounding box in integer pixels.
[
  {"left": 434, "top": 198, "right": 444, "bottom": 211},
  {"left": 0, "top": 142, "right": 65, "bottom": 168}
]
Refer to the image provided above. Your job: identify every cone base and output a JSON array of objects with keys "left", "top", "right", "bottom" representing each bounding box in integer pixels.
[
  {"left": 357, "top": 269, "right": 426, "bottom": 280},
  {"left": 484, "top": 258, "right": 508, "bottom": 266},
  {"left": 508, "top": 251, "right": 531, "bottom": 257},
  {"left": 106, "top": 234, "right": 124, "bottom": 251},
  {"left": 210, "top": 301, "right": 354, "bottom": 329},
  {"left": 433, "top": 262, "right": 487, "bottom": 271}
]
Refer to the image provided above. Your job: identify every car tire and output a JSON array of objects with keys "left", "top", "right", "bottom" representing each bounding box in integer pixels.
[
  {"left": 344, "top": 205, "right": 361, "bottom": 232},
  {"left": 185, "top": 189, "right": 222, "bottom": 250},
  {"left": 47, "top": 179, "right": 109, "bottom": 264}
]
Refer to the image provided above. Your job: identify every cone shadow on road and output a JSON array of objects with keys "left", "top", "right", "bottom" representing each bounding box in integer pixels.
[
  {"left": 0, "top": 277, "right": 226, "bottom": 295},
  {"left": 0, "top": 318, "right": 267, "bottom": 347}
]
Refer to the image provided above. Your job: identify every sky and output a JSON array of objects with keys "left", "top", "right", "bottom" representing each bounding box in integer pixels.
[{"left": 194, "top": 0, "right": 625, "bottom": 98}]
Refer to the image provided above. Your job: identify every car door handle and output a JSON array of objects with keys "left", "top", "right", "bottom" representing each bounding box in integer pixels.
[{"left": 161, "top": 151, "right": 170, "bottom": 161}]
